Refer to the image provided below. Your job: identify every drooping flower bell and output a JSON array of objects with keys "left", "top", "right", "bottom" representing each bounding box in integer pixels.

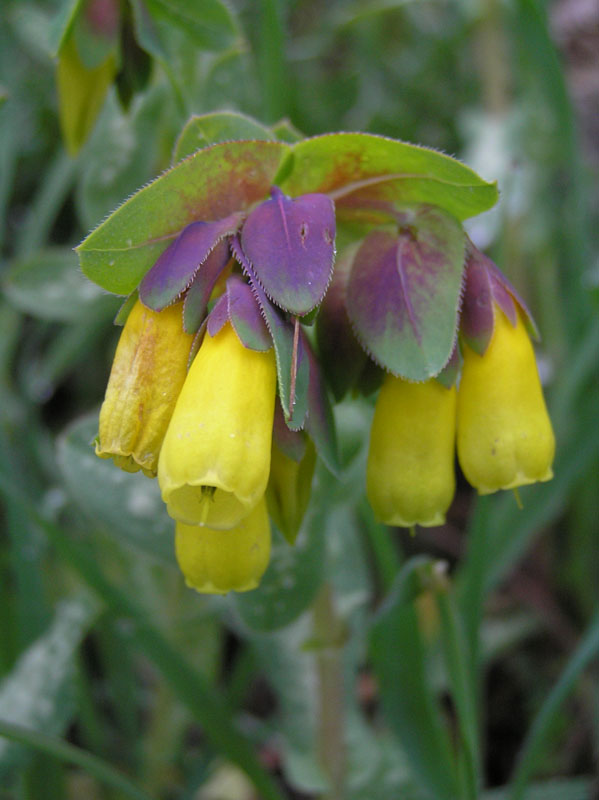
[
  {"left": 175, "top": 498, "right": 271, "bottom": 594},
  {"left": 158, "top": 319, "right": 277, "bottom": 529},
  {"left": 456, "top": 247, "right": 555, "bottom": 494},
  {"left": 96, "top": 299, "right": 194, "bottom": 477},
  {"left": 336, "top": 206, "right": 465, "bottom": 526},
  {"left": 266, "top": 406, "right": 317, "bottom": 543},
  {"left": 367, "top": 376, "right": 457, "bottom": 527}
]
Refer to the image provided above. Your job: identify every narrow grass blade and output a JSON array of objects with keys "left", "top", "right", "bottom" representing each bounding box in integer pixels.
[
  {"left": 0, "top": 474, "right": 285, "bottom": 800},
  {"left": 0, "top": 594, "right": 99, "bottom": 778},
  {"left": 509, "top": 615, "right": 599, "bottom": 800},
  {"left": 436, "top": 589, "right": 480, "bottom": 800},
  {"left": 369, "top": 558, "right": 458, "bottom": 800},
  {"left": 0, "top": 720, "right": 154, "bottom": 800}
]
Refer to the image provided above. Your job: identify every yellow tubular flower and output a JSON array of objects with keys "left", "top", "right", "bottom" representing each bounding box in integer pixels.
[
  {"left": 457, "top": 308, "right": 555, "bottom": 494},
  {"left": 96, "top": 300, "right": 193, "bottom": 477},
  {"left": 175, "top": 498, "right": 271, "bottom": 594},
  {"left": 158, "top": 322, "right": 277, "bottom": 529},
  {"left": 367, "top": 376, "right": 457, "bottom": 527}
]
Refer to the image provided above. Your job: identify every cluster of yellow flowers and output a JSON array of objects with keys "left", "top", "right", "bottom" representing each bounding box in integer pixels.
[
  {"left": 96, "top": 300, "right": 278, "bottom": 594},
  {"left": 367, "top": 306, "right": 555, "bottom": 527},
  {"left": 96, "top": 273, "right": 555, "bottom": 597}
]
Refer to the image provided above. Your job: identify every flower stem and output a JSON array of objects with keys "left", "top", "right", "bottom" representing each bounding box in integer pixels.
[{"left": 312, "top": 583, "right": 346, "bottom": 800}]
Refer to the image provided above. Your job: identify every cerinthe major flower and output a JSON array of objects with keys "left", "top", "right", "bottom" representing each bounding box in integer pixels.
[
  {"left": 457, "top": 307, "right": 555, "bottom": 494},
  {"left": 96, "top": 299, "right": 193, "bottom": 477},
  {"left": 367, "top": 376, "right": 457, "bottom": 527},
  {"left": 158, "top": 320, "right": 277, "bottom": 530},
  {"left": 87, "top": 137, "right": 555, "bottom": 593},
  {"left": 456, "top": 246, "right": 555, "bottom": 494},
  {"left": 175, "top": 498, "right": 271, "bottom": 594},
  {"left": 332, "top": 223, "right": 555, "bottom": 527},
  {"left": 92, "top": 186, "right": 336, "bottom": 593}
]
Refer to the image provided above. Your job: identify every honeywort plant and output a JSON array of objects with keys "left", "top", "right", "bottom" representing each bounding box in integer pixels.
[
  {"left": 2, "top": 0, "right": 597, "bottom": 796},
  {"left": 80, "top": 115, "right": 555, "bottom": 595}
]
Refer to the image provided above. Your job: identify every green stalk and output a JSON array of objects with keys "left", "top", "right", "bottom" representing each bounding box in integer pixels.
[
  {"left": 312, "top": 583, "right": 346, "bottom": 800},
  {"left": 0, "top": 720, "right": 152, "bottom": 800}
]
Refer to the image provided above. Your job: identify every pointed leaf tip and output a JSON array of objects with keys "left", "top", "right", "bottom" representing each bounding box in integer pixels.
[
  {"left": 139, "top": 213, "right": 243, "bottom": 311},
  {"left": 227, "top": 275, "right": 272, "bottom": 351},
  {"left": 183, "top": 240, "right": 231, "bottom": 333},
  {"left": 240, "top": 188, "right": 336, "bottom": 316},
  {"left": 232, "top": 235, "right": 310, "bottom": 429}
]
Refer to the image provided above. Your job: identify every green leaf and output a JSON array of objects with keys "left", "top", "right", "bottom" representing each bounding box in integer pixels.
[
  {"left": 129, "top": 0, "right": 169, "bottom": 63},
  {"left": 0, "top": 594, "right": 99, "bottom": 778},
  {"left": 72, "top": 0, "right": 120, "bottom": 70},
  {"left": 0, "top": 721, "right": 152, "bottom": 800},
  {"left": 144, "top": 0, "right": 238, "bottom": 51},
  {"left": 15, "top": 151, "right": 77, "bottom": 258},
  {"left": 509, "top": 615, "right": 599, "bottom": 800},
  {"left": 173, "top": 111, "right": 275, "bottom": 163},
  {"left": 369, "top": 558, "right": 458, "bottom": 800},
  {"left": 281, "top": 133, "right": 498, "bottom": 221},
  {"left": 247, "top": 616, "right": 328, "bottom": 793},
  {"left": 436, "top": 588, "right": 480, "bottom": 800},
  {"left": 77, "top": 87, "right": 169, "bottom": 230},
  {"left": 485, "top": 778, "right": 593, "bottom": 800},
  {"left": 56, "top": 33, "right": 117, "bottom": 156},
  {"left": 3, "top": 248, "right": 117, "bottom": 322},
  {"left": 0, "top": 473, "right": 285, "bottom": 800},
  {"left": 48, "top": 0, "right": 84, "bottom": 56},
  {"left": 77, "top": 139, "right": 289, "bottom": 295},
  {"left": 270, "top": 119, "right": 303, "bottom": 144},
  {"left": 57, "top": 415, "right": 175, "bottom": 564}
]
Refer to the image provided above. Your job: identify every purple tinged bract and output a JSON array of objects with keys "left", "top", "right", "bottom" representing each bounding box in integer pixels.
[
  {"left": 182, "top": 240, "right": 231, "bottom": 333},
  {"left": 232, "top": 234, "right": 310, "bottom": 429},
  {"left": 346, "top": 206, "right": 465, "bottom": 381},
  {"left": 240, "top": 187, "right": 336, "bottom": 316},
  {"left": 139, "top": 212, "right": 244, "bottom": 311},
  {"left": 207, "top": 275, "right": 271, "bottom": 352},
  {"left": 460, "top": 244, "right": 538, "bottom": 356}
]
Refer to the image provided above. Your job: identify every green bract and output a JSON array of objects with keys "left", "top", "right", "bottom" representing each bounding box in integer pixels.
[{"left": 78, "top": 115, "right": 497, "bottom": 298}]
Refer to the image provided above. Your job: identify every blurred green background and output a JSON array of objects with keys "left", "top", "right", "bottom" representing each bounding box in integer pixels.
[{"left": 0, "top": 0, "right": 597, "bottom": 799}]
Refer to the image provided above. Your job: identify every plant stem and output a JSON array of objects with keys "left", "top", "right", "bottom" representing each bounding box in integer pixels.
[
  {"left": 476, "top": 0, "right": 510, "bottom": 115},
  {"left": 312, "top": 583, "right": 346, "bottom": 800}
]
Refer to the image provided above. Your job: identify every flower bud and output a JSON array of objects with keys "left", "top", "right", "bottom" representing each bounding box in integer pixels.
[
  {"left": 158, "top": 322, "right": 277, "bottom": 529},
  {"left": 266, "top": 437, "right": 316, "bottom": 544},
  {"left": 367, "top": 376, "right": 457, "bottom": 527},
  {"left": 175, "top": 499, "right": 271, "bottom": 594},
  {"left": 457, "top": 308, "right": 555, "bottom": 494},
  {"left": 96, "top": 300, "right": 193, "bottom": 477}
]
